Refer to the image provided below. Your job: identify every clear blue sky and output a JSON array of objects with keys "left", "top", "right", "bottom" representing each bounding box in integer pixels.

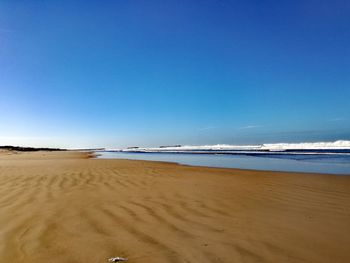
[{"left": 1, "top": 0, "right": 349, "bottom": 148}]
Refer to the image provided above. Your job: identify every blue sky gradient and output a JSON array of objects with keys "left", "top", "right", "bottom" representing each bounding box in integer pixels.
[{"left": 1, "top": 0, "right": 349, "bottom": 148}]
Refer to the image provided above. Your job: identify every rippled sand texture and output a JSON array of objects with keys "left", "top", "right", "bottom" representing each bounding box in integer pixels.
[{"left": 0, "top": 151, "right": 350, "bottom": 263}]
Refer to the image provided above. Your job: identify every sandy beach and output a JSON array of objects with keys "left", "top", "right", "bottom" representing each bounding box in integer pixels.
[{"left": 0, "top": 150, "right": 350, "bottom": 263}]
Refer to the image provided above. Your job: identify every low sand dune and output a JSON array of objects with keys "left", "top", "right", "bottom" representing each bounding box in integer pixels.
[{"left": 0, "top": 151, "right": 350, "bottom": 263}]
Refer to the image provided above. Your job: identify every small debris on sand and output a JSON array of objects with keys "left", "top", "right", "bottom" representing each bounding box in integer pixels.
[{"left": 108, "top": 257, "right": 128, "bottom": 262}]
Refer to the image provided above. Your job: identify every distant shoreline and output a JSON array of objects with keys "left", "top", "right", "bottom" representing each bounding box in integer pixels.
[
  {"left": 0, "top": 146, "right": 105, "bottom": 152},
  {"left": 0, "top": 145, "right": 64, "bottom": 152}
]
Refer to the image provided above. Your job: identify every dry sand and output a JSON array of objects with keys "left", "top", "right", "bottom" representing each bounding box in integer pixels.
[{"left": 0, "top": 151, "right": 350, "bottom": 263}]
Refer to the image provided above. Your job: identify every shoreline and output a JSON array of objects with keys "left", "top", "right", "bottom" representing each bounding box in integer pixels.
[{"left": 1, "top": 150, "right": 350, "bottom": 263}]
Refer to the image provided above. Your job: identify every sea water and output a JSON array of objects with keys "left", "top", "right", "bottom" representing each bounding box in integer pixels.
[{"left": 97, "top": 151, "right": 350, "bottom": 175}]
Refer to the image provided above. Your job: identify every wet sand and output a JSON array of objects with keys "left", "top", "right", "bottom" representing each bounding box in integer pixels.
[{"left": 0, "top": 151, "right": 350, "bottom": 263}]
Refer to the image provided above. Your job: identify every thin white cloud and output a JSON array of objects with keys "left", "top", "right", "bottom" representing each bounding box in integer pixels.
[
  {"left": 238, "top": 125, "right": 262, "bottom": 130},
  {"left": 198, "top": 126, "right": 216, "bottom": 131}
]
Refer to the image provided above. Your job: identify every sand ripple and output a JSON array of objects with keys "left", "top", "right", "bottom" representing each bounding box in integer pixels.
[{"left": 0, "top": 151, "right": 350, "bottom": 262}]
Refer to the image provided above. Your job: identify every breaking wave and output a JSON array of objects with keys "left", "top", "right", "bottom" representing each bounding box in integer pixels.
[{"left": 106, "top": 140, "right": 350, "bottom": 154}]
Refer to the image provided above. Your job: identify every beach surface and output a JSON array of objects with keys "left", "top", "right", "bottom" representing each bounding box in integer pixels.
[{"left": 0, "top": 150, "right": 350, "bottom": 263}]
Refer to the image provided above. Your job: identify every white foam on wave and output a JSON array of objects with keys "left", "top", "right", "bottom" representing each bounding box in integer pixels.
[
  {"left": 117, "top": 140, "right": 350, "bottom": 152},
  {"left": 261, "top": 140, "right": 350, "bottom": 151}
]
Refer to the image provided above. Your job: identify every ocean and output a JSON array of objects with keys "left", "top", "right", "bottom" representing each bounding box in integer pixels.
[{"left": 97, "top": 150, "right": 350, "bottom": 175}]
